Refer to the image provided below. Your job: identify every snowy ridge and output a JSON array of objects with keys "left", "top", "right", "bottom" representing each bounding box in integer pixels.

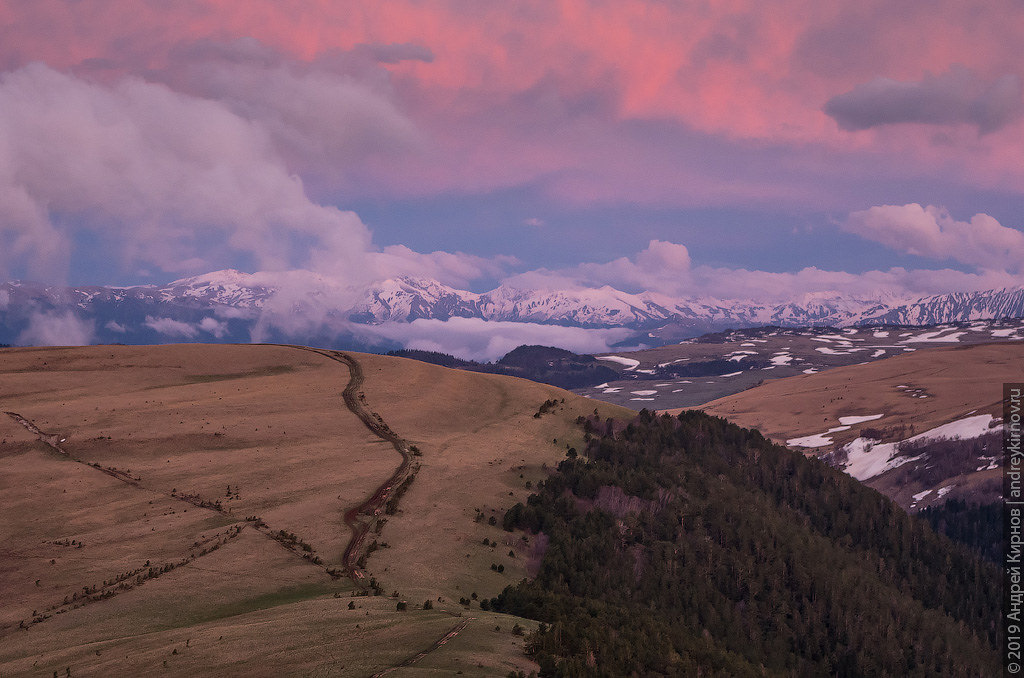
[
  {"left": 864, "top": 286, "right": 1024, "bottom": 326},
  {"left": 350, "top": 276, "right": 484, "bottom": 322},
  {"left": 2, "top": 270, "right": 1024, "bottom": 347},
  {"left": 53, "top": 271, "right": 1024, "bottom": 330},
  {"left": 351, "top": 278, "right": 1024, "bottom": 330},
  {"left": 353, "top": 281, "right": 895, "bottom": 329}
]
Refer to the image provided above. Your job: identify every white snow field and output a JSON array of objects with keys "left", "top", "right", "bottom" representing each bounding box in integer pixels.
[
  {"left": 786, "top": 425, "right": 851, "bottom": 448},
  {"left": 841, "top": 414, "right": 1000, "bottom": 481},
  {"left": 838, "top": 414, "right": 884, "bottom": 426},
  {"left": 596, "top": 355, "right": 640, "bottom": 369}
]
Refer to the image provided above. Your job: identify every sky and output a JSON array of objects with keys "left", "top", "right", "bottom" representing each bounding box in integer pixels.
[{"left": 1, "top": 0, "right": 1023, "bottom": 305}]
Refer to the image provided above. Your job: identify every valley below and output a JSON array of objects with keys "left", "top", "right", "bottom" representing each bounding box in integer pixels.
[{"left": 576, "top": 318, "right": 1024, "bottom": 410}]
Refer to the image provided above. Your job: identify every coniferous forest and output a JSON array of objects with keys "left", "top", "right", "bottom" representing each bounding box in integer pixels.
[
  {"left": 492, "top": 410, "right": 1000, "bottom": 676},
  {"left": 920, "top": 499, "right": 1002, "bottom": 565}
]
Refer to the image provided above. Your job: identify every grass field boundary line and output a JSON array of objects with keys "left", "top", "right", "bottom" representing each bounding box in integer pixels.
[
  {"left": 370, "top": 617, "right": 474, "bottom": 677},
  {"left": 3, "top": 524, "right": 247, "bottom": 635},
  {"left": 6, "top": 411, "right": 142, "bottom": 487},
  {"left": 2, "top": 408, "right": 343, "bottom": 635},
  {"left": 5, "top": 410, "right": 342, "bottom": 578}
]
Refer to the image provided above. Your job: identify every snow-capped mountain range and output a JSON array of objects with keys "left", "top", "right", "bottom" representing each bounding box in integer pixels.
[
  {"left": 2, "top": 269, "right": 1023, "bottom": 348},
  {"left": 343, "top": 275, "right": 1024, "bottom": 334}
]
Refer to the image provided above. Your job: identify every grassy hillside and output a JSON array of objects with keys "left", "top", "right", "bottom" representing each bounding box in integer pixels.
[
  {"left": 578, "top": 322, "right": 1024, "bottom": 410},
  {"left": 692, "top": 342, "right": 1022, "bottom": 508},
  {"left": 696, "top": 343, "right": 1020, "bottom": 442},
  {"left": 0, "top": 344, "right": 631, "bottom": 677}
]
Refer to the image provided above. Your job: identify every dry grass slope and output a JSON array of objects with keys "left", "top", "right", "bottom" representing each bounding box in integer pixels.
[
  {"left": 692, "top": 342, "right": 1024, "bottom": 507},
  {"left": 0, "top": 344, "right": 632, "bottom": 677}
]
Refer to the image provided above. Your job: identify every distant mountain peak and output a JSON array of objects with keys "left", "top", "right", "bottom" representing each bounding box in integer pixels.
[{"left": 2, "top": 270, "right": 1023, "bottom": 347}]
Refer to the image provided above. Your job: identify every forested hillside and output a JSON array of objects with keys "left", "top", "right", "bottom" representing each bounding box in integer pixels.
[
  {"left": 492, "top": 410, "right": 1000, "bottom": 676},
  {"left": 388, "top": 345, "right": 619, "bottom": 388},
  {"left": 920, "top": 499, "right": 1001, "bottom": 564}
]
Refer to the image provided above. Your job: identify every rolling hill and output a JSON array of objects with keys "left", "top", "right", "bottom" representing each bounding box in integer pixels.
[
  {"left": 574, "top": 319, "right": 1024, "bottom": 410},
  {"left": 0, "top": 344, "right": 631, "bottom": 677},
  {"left": 695, "top": 342, "right": 1023, "bottom": 510}
]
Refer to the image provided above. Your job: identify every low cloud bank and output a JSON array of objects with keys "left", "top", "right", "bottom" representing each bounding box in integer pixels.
[
  {"left": 17, "top": 311, "right": 94, "bottom": 346},
  {"left": 357, "top": 318, "right": 636, "bottom": 362}
]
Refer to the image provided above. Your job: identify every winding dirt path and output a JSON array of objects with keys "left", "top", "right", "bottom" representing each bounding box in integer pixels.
[
  {"left": 291, "top": 348, "right": 417, "bottom": 581},
  {"left": 3, "top": 345, "right": 418, "bottom": 637}
]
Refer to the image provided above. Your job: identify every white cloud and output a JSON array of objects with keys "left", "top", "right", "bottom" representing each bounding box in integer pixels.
[
  {"left": 248, "top": 271, "right": 360, "bottom": 344},
  {"left": 104, "top": 320, "right": 127, "bottom": 333},
  {"left": 504, "top": 235, "right": 1023, "bottom": 305},
  {"left": 18, "top": 311, "right": 94, "bottom": 346},
  {"left": 573, "top": 239, "right": 693, "bottom": 296},
  {"left": 0, "top": 63, "right": 374, "bottom": 282},
  {"left": 0, "top": 48, "right": 571, "bottom": 298},
  {"left": 843, "top": 204, "right": 1024, "bottom": 272},
  {"left": 358, "top": 317, "right": 635, "bottom": 362},
  {"left": 144, "top": 316, "right": 198, "bottom": 338},
  {"left": 198, "top": 317, "right": 228, "bottom": 338},
  {"left": 369, "top": 245, "right": 518, "bottom": 288},
  {"left": 0, "top": 62, "right": 516, "bottom": 300},
  {"left": 503, "top": 240, "right": 693, "bottom": 297}
]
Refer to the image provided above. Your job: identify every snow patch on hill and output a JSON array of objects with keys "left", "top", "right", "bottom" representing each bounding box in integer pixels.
[{"left": 841, "top": 414, "right": 1000, "bottom": 481}]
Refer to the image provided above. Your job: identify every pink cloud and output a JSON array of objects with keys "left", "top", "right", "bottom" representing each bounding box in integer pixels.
[{"left": 0, "top": 1, "right": 1021, "bottom": 208}]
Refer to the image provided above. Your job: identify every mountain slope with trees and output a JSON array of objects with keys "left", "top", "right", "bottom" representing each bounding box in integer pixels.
[{"left": 492, "top": 410, "right": 1000, "bottom": 676}]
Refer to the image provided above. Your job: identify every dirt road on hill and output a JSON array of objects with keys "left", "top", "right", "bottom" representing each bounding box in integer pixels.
[
  {"left": 3, "top": 346, "right": 418, "bottom": 634},
  {"left": 293, "top": 348, "right": 417, "bottom": 582}
]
